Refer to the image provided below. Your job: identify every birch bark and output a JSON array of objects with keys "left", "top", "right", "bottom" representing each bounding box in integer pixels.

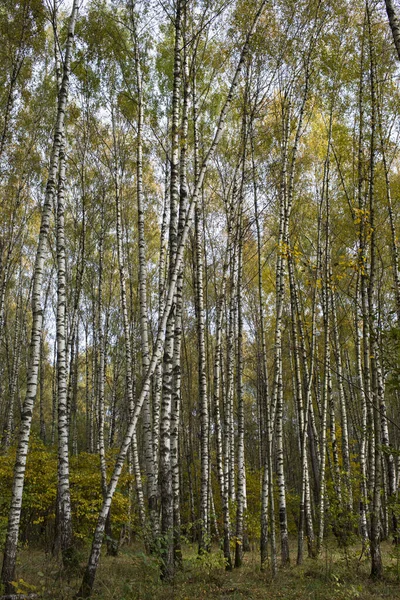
[
  {"left": 1, "top": 1, "right": 79, "bottom": 590},
  {"left": 77, "top": 4, "right": 268, "bottom": 594}
]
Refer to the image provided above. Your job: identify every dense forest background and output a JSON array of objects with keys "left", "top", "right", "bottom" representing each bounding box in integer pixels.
[{"left": 1, "top": 0, "right": 400, "bottom": 598}]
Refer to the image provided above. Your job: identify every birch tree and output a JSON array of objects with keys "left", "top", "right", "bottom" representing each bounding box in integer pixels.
[{"left": 1, "top": 1, "right": 79, "bottom": 590}]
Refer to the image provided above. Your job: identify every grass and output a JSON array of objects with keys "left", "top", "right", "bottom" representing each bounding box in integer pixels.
[{"left": 3, "top": 538, "right": 400, "bottom": 599}]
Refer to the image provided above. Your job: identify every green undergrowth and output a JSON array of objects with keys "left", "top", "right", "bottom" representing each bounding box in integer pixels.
[
  {"left": 0, "top": 440, "right": 133, "bottom": 549},
  {"left": 1, "top": 539, "right": 400, "bottom": 599}
]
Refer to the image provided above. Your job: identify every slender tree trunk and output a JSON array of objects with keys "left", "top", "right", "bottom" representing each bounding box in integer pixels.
[
  {"left": 213, "top": 257, "right": 232, "bottom": 569},
  {"left": 195, "top": 128, "right": 210, "bottom": 558},
  {"left": 2, "top": 273, "right": 24, "bottom": 451},
  {"left": 128, "top": 1, "right": 154, "bottom": 544},
  {"left": 77, "top": 4, "right": 268, "bottom": 594},
  {"left": 384, "top": 0, "right": 400, "bottom": 60},
  {"left": 273, "top": 96, "right": 290, "bottom": 568},
  {"left": 150, "top": 161, "right": 169, "bottom": 540},
  {"left": 376, "top": 75, "right": 399, "bottom": 543},
  {"left": 367, "top": 3, "right": 382, "bottom": 577},
  {"left": 159, "top": 0, "right": 182, "bottom": 579},
  {"left": 55, "top": 132, "right": 74, "bottom": 565},
  {"left": 317, "top": 140, "right": 333, "bottom": 554},
  {"left": 250, "top": 118, "right": 277, "bottom": 574},
  {"left": 1, "top": 2, "right": 79, "bottom": 590},
  {"left": 234, "top": 216, "right": 245, "bottom": 569},
  {"left": 112, "top": 114, "right": 147, "bottom": 538},
  {"left": 331, "top": 282, "right": 352, "bottom": 511},
  {"left": 234, "top": 115, "right": 247, "bottom": 568}
]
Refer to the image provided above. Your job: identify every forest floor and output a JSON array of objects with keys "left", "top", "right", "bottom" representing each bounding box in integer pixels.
[{"left": 3, "top": 539, "right": 400, "bottom": 600}]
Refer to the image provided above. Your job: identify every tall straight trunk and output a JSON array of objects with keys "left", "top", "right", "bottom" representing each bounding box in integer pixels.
[
  {"left": 0, "top": 243, "right": 12, "bottom": 367},
  {"left": 234, "top": 213, "right": 245, "bottom": 569},
  {"left": 317, "top": 123, "right": 334, "bottom": 553},
  {"left": 0, "top": 243, "right": 12, "bottom": 419},
  {"left": 367, "top": 3, "right": 382, "bottom": 577},
  {"left": 221, "top": 168, "right": 239, "bottom": 511},
  {"left": 39, "top": 310, "right": 47, "bottom": 444},
  {"left": 1, "top": 2, "right": 79, "bottom": 591},
  {"left": 234, "top": 116, "right": 247, "bottom": 568},
  {"left": 297, "top": 237, "right": 319, "bottom": 558},
  {"left": 108, "top": 360, "right": 118, "bottom": 448},
  {"left": 150, "top": 161, "right": 169, "bottom": 538},
  {"left": 287, "top": 248, "right": 315, "bottom": 562},
  {"left": 51, "top": 337, "right": 57, "bottom": 446},
  {"left": 354, "top": 15, "right": 370, "bottom": 549},
  {"left": 70, "top": 329, "right": 79, "bottom": 456},
  {"left": 355, "top": 275, "right": 369, "bottom": 545},
  {"left": 287, "top": 250, "right": 305, "bottom": 560},
  {"left": 318, "top": 257, "right": 333, "bottom": 550},
  {"left": 85, "top": 330, "right": 92, "bottom": 453},
  {"left": 171, "top": 9, "right": 190, "bottom": 564},
  {"left": 159, "top": 178, "right": 175, "bottom": 578},
  {"left": 213, "top": 255, "right": 232, "bottom": 568},
  {"left": 2, "top": 306, "right": 16, "bottom": 449},
  {"left": 77, "top": 4, "right": 268, "bottom": 594},
  {"left": 272, "top": 54, "right": 312, "bottom": 566},
  {"left": 195, "top": 126, "right": 210, "bottom": 558},
  {"left": 249, "top": 117, "right": 277, "bottom": 574},
  {"left": 112, "top": 115, "right": 147, "bottom": 536},
  {"left": 92, "top": 206, "right": 103, "bottom": 514},
  {"left": 330, "top": 281, "right": 352, "bottom": 510},
  {"left": 357, "top": 13, "right": 375, "bottom": 520},
  {"left": 128, "top": 1, "right": 154, "bottom": 540},
  {"left": 273, "top": 95, "right": 290, "bottom": 567},
  {"left": 377, "top": 81, "right": 398, "bottom": 543},
  {"left": 55, "top": 132, "right": 74, "bottom": 564},
  {"left": 2, "top": 272, "right": 24, "bottom": 451},
  {"left": 171, "top": 274, "right": 182, "bottom": 565},
  {"left": 66, "top": 197, "right": 85, "bottom": 439},
  {"left": 96, "top": 205, "right": 116, "bottom": 554},
  {"left": 85, "top": 322, "right": 93, "bottom": 453},
  {"left": 325, "top": 111, "right": 342, "bottom": 508},
  {"left": 226, "top": 236, "right": 237, "bottom": 505},
  {"left": 159, "top": 0, "right": 182, "bottom": 579}
]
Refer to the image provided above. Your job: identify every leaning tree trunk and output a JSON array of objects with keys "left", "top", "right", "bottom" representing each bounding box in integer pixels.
[
  {"left": 76, "top": 4, "right": 268, "bottom": 595},
  {"left": 384, "top": 0, "right": 400, "bottom": 61}
]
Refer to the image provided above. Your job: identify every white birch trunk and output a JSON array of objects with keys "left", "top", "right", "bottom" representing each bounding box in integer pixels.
[
  {"left": 1, "top": 2, "right": 79, "bottom": 590},
  {"left": 77, "top": 5, "right": 268, "bottom": 594},
  {"left": 56, "top": 133, "right": 74, "bottom": 563}
]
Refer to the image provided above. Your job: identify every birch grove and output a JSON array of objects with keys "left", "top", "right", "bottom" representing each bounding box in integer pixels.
[{"left": 2, "top": 0, "right": 400, "bottom": 598}]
